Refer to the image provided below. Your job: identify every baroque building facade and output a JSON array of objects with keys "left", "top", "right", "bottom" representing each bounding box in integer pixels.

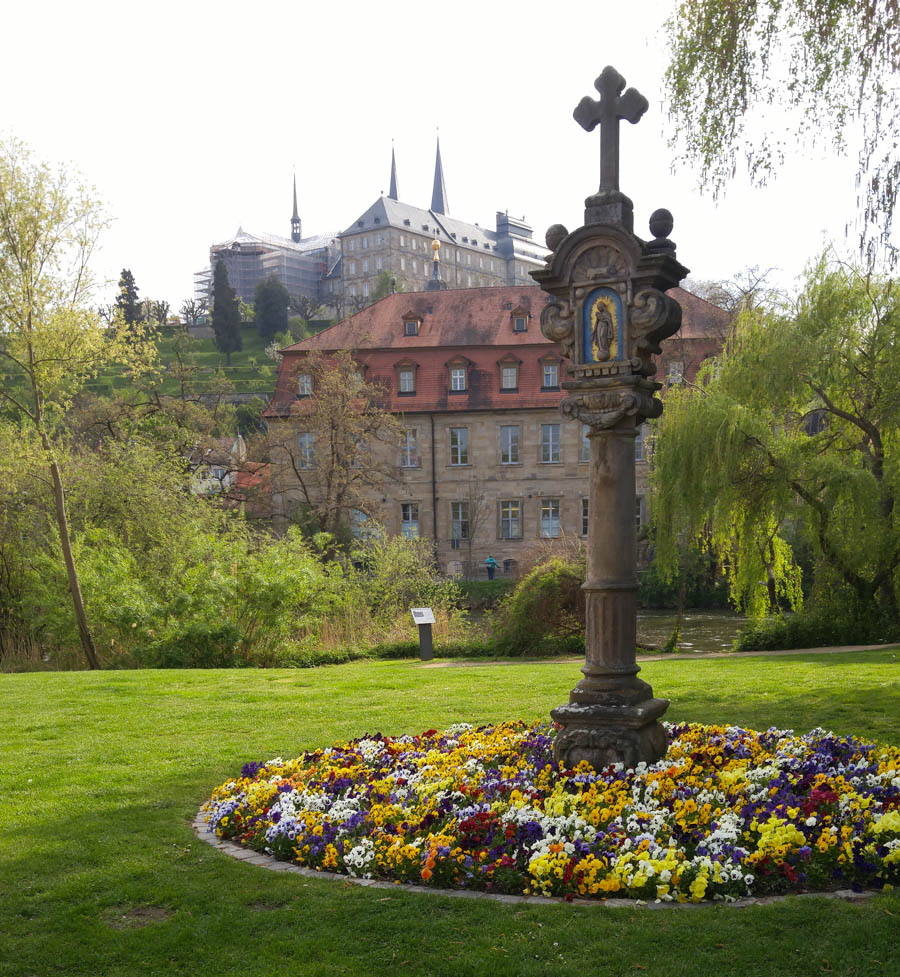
[
  {"left": 196, "top": 143, "right": 548, "bottom": 311},
  {"left": 263, "top": 284, "right": 727, "bottom": 576}
]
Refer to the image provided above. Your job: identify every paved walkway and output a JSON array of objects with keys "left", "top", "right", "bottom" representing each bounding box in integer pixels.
[{"left": 418, "top": 643, "right": 895, "bottom": 668}]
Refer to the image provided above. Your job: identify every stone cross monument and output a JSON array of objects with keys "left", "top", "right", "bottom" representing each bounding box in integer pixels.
[{"left": 532, "top": 67, "right": 689, "bottom": 771}]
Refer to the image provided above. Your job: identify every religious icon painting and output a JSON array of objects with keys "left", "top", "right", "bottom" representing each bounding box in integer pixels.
[{"left": 582, "top": 287, "right": 623, "bottom": 364}]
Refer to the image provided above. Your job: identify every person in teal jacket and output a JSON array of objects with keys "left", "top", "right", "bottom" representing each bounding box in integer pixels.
[{"left": 485, "top": 555, "right": 497, "bottom": 580}]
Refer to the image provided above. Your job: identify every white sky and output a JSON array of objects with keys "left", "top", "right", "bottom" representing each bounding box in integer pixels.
[{"left": 1, "top": 0, "right": 871, "bottom": 309}]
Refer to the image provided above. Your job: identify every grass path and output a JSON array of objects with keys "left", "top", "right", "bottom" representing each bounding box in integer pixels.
[{"left": 2, "top": 650, "right": 899, "bottom": 976}]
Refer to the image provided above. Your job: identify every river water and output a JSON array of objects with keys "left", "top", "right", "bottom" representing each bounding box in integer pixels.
[{"left": 637, "top": 609, "right": 746, "bottom": 653}]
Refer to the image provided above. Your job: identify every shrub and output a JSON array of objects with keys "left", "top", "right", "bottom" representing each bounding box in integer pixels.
[{"left": 490, "top": 557, "right": 586, "bottom": 657}]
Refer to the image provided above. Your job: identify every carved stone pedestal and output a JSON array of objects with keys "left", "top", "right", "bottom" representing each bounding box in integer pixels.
[{"left": 551, "top": 698, "right": 669, "bottom": 770}]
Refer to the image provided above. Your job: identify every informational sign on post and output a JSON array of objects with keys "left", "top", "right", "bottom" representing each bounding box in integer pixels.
[{"left": 410, "top": 607, "right": 435, "bottom": 660}]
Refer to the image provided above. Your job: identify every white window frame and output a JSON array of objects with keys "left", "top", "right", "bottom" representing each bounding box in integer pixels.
[
  {"left": 499, "top": 425, "right": 520, "bottom": 465},
  {"left": 449, "top": 427, "right": 469, "bottom": 466},
  {"left": 635, "top": 423, "right": 645, "bottom": 461},
  {"left": 401, "top": 502, "right": 419, "bottom": 538},
  {"left": 580, "top": 423, "right": 590, "bottom": 462},
  {"left": 450, "top": 427, "right": 469, "bottom": 466},
  {"left": 500, "top": 500, "right": 521, "bottom": 539},
  {"left": 451, "top": 501, "right": 470, "bottom": 540},
  {"left": 513, "top": 316, "right": 527, "bottom": 333},
  {"left": 501, "top": 365, "right": 518, "bottom": 390},
  {"left": 399, "top": 369, "right": 415, "bottom": 393},
  {"left": 541, "top": 499, "right": 561, "bottom": 538},
  {"left": 450, "top": 367, "right": 467, "bottom": 392},
  {"left": 297, "top": 433, "right": 315, "bottom": 469},
  {"left": 540, "top": 423, "right": 561, "bottom": 463},
  {"left": 400, "top": 429, "right": 419, "bottom": 468},
  {"left": 298, "top": 373, "right": 312, "bottom": 397},
  {"left": 542, "top": 363, "right": 559, "bottom": 388}
]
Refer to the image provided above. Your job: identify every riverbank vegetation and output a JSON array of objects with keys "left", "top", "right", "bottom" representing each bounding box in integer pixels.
[{"left": 651, "top": 258, "right": 900, "bottom": 650}]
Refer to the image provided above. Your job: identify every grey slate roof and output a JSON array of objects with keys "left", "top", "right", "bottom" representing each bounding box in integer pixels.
[{"left": 341, "top": 198, "right": 549, "bottom": 262}]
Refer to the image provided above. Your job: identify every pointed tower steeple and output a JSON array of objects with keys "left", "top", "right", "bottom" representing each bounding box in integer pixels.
[
  {"left": 291, "top": 173, "right": 302, "bottom": 242},
  {"left": 388, "top": 144, "right": 399, "bottom": 201},
  {"left": 430, "top": 135, "right": 448, "bottom": 215}
]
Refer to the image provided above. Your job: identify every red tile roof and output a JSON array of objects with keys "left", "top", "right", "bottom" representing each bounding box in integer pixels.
[
  {"left": 667, "top": 286, "right": 731, "bottom": 339},
  {"left": 282, "top": 286, "right": 552, "bottom": 353},
  {"left": 265, "top": 285, "right": 727, "bottom": 417}
]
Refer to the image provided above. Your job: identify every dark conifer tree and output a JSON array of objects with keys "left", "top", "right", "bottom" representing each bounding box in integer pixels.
[
  {"left": 115, "top": 269, "right": 142, "bottom": 330},
  {"left": 254, "top": 275, "right": 290, "bottom": 339},
  {"left": 211, "top": 260, "right": 242, "bottom": 365}
]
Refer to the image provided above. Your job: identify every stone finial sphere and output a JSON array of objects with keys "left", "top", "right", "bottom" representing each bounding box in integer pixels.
[
  {"left": 545, "top": 224, "right": 569, "bottom": 252},
  {"left": 648, "top": 209, "right": 674, "bottom": 239}
]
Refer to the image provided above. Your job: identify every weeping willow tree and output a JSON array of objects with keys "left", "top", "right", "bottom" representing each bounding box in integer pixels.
[
  {"left": 665, "top": 1, "right": 900, "bottom": 267},
  {"left": 652, "top": 258, "right": 900, "bottom": 622}
]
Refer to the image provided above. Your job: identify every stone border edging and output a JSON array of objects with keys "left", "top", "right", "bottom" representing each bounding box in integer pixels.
[{"left": 193, "top": 810, "right": 878, "bottom": 910}]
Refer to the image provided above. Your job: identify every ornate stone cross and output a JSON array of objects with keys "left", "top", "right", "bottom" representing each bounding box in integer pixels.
[
  {"left": 574, "top": 66, "right": 649, "bottom": 192},
  {"left": 532, "top": 67, "right": 688, "bottom": 773}
]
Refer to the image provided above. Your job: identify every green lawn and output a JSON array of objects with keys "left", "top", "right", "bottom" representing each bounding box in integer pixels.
[{"left": 2, "top": 651, "right": 899, "bottom": 977}]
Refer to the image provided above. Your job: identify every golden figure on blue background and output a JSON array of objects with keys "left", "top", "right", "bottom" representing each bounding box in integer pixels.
[{"left": 589, "top": 293, "right": 619, "bottom": 361}]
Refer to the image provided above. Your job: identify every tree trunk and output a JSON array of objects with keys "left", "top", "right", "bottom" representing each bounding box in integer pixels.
[{"left": 48, "top": 453, "right": 100, "bottom": 669}]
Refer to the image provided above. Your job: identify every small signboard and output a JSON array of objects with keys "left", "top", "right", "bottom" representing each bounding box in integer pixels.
[{"left": 411, "top": 607, "right": 435, "bottom": 625}]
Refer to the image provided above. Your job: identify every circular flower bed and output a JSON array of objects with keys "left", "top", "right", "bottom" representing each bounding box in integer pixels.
[{"left": 204, "top": 722, "right": 900, "bottom": 902}]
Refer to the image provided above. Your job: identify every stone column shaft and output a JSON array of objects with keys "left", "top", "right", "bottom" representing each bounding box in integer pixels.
[{"left": 577, "top": 423, "right": 640, "bottom": 698}]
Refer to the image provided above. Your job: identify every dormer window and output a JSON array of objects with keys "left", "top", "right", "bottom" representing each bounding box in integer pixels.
[
  {"left": 297, "top": 373, "right": 313, "bottom": 397},
  {"left": 450, "top": 367, "right": 467, "bottom": 391},
  {"left": 403, "top": 316, "right": 420, "bottom": 336},
  {"left": 497, "top": 353, "right": 521, "bottom": 393},
  {"left": 542, "top": 362, "right": 559, "bottom": 390},
  {"left": 513, "top": 316, "right": 527, "bottom": 333},
  {"left": 394, "top": 357, "right": 418, "bottom": 396}
]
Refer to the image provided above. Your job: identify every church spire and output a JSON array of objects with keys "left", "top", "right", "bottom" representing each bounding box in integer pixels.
[
  {"left": 291, "top": 173, "right": 302, "bottom": 242},
  {"left": 388, "top": 144, "right": 399, "bottom": 200},
  {"left": 430, "top": 135, "right": 448, "bottom": 215}
]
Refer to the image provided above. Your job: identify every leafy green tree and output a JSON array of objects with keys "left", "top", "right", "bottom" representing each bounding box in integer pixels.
[
  {"left": 254, "top": 274, "right": 290, "bottom": 340},
  {"left": 268, "top": 348, "right": 400, "bottom": 538},
  {"left": 371, "top": 271, "right": 403, "bottom": 303},
  {"left": 665, "top": 1, "right": 899, "bottom": 265},
  {"left": 651, "top": 258, "right": 899, "bottom": 624},
  {"left": 115, "top": 268, "right": 142, "bottom": 328},
  {"left": 211, "top": 260, "right": 242, "bottom": 365},
  {"left": 0, "top": 137, "right": 153, "bottom": 668}
]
